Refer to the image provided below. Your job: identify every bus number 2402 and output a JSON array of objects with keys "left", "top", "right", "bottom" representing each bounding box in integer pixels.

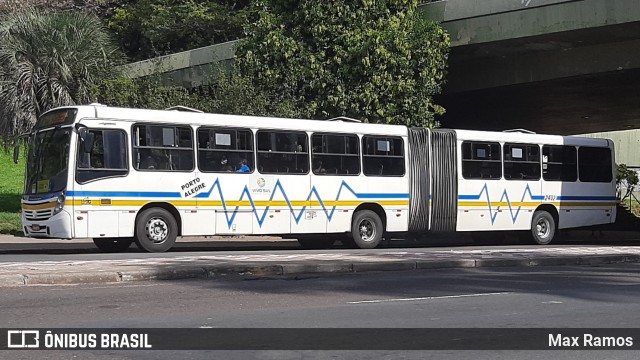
[{"left": 544, "top": 195, "right": 557, "bottom": 201}]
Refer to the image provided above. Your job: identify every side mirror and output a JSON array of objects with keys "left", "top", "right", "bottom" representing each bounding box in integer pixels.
[
  {"left": 12, "top": 143, "right": 19, "bottom": 164},
  {"left": 84, "top": 132, "right": 95, "bottom": 153},
  {"left": 75, "top": 123, "right": 94, "bottom": 153},
  {"left": 12, "top": 134, "right": 28, "bottom": 164}
]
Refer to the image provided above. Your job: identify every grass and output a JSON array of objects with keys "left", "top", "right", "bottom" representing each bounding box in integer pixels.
[{"left": 0, "top": 149, "right": 24, "bottom": 234}]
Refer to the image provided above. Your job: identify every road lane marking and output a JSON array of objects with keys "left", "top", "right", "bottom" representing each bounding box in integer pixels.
[
  {"left": 347, "top": 292, "right": 512, "bottom": 304},
  {"left": 50, "top": 283, "right": 163, "bottom": 291}
]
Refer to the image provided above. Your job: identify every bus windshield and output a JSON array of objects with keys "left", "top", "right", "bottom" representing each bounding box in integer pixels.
[{"left": 24, "top": 127, "right": 71, "bottom": 195}]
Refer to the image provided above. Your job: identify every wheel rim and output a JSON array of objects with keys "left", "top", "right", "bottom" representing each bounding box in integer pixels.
[
  {"left": 535, "top": 217, "right": 550, "bottom": 239},
  {"left": 146, "top": 217, "right": 168, "bottom": 243},
  {"left": 358, "top": 219, "right": 376, "bottom": 242}
]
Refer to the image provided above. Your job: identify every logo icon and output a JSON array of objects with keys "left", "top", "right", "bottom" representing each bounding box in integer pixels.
[
  {"left": 257, "top": 178, "right": 266, "bottom": 188},
  {"left": 7, "top": 330, "right": 40, "bottom": 348}
]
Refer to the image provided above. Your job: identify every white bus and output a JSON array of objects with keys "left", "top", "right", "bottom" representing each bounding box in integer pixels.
[{"left": 15, "top": 105, "right": 617, "bottom": 252}]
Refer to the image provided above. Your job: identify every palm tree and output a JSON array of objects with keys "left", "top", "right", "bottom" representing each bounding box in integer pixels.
[{"left": 0, "top": 8, "right": 122, "bottom": 145}]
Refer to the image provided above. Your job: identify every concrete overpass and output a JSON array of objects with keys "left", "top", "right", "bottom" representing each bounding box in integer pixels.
[
  {"left": 121, "top": 0, "right": 640, "bottom": 136},
  {"left": 427, "top": 0, "right": 640, "bottom": 135}
]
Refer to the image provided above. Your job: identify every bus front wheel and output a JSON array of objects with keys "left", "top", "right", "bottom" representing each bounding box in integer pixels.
[
  {"left": 530, "top": 210, "right": 556, "bottom": 245},
  {"left": 350, "top": 210, "right": 383, "bottom": 249},
  {"left": 135, "top": 208, "right": 178, "bottom": 252},
  {"left": 93, "top": 238, "right": 133, "bottom": 253}
]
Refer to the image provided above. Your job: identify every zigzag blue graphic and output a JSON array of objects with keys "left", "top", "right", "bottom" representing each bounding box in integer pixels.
[
  {"left": 196, "top": 178, "right": 409, "bottom": 228},
  {"left": 459, "top": 183, "right": 544, "bottom": 225}
]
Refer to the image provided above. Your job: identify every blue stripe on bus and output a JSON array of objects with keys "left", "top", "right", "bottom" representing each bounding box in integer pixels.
[
  {"left": 557, "top": 196, "right": 617, "bottom": 201},
  {"left": 458, "top": 194, "right": 544, "bottom": 201}
]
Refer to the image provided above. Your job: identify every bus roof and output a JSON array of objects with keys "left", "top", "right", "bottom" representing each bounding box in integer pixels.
[
  {"left": 454, "top": 129, "right": 612, "bottom": 147},
  {"left": 68, "top": 105, "right": 409, "bottom": 137},
  {"left": 43, "top": 105, "right": 612, "bottom": 146}
]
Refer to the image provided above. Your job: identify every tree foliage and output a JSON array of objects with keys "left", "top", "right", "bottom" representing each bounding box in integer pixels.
[
  {"left": 237, "top": 0, "right": 449, "bottom": 126},
  {"left": 89, "top": 65, "right": 303, "bottom": 119},
  {"left": 617, "top": 163, "right": 639, "bottom": 187},
  {"left": 89, "top": 77, "right": 206, "bottom": 111},
  {"left": 108, "top": 0, "right": 251, "bottom": 61},
  {"left": 0, "top": 8, "right": 122, "bottom": 145}
]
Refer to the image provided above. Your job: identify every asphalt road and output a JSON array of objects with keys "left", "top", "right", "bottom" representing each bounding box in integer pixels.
[
  {"left": 1, "top": 230, "right": 639, "bottom": 263},
  {"left": 2, "top": 264, "right": 640, "bottom": 359}
]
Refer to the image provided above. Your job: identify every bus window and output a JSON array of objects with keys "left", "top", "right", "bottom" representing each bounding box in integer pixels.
[
  {"left": 311, "top": 133, "right": 359, "bottom": 175},
  {"left": 578, "top": 147, "right": 613, "bottom": 183},
  {"left": 461, "top": 141, "right": 501, "bottom": 179},
  {"left": 257, "top": 130, "right": 308, "bottom": 174},
  {"left": 362, "top": 136, "right": 404, "bottom": 176},
  {"left": 542, "top": 145, "right": 577, "bottom": 182},
  {"left": 76, "top": 129, "right": 128, "bottom": 183},
  {"left": 503, "top": 143, "right": 540, "bottom": 180},
  {"left": 197, "top": 127, "right": 254, "bottom": 173},
  {"left": 133, "top": 125, "right": 194, "bottom": 171}
]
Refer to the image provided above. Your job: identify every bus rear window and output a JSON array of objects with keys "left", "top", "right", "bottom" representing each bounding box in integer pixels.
[{"left": 578, "top": 147, "right": 612, "bottom": 183}]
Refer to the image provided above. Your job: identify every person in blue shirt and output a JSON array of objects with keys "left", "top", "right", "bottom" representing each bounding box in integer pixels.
[{"left": 237, "top": 159, "right": 250, "bottom": 173}]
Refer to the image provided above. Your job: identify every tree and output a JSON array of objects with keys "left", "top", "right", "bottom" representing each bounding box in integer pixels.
[
  {"left": 237, "top": 0, "right": 449, "bottom": 126},
  {"left": 108, "top": 0, "right": 251, "bottom": 61},
  {"left": 0, "top": 1, "right": 119, "bottom": 13},
  {"left": 88, "top": 63, "right": 302, "bottom": 119},
  {"left": 0, "top": 8, "right": 122, "bottom": 145}
]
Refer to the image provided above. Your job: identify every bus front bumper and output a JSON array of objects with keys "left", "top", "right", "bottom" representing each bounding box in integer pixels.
[{"left": 22, "top": 209, "right": 73, "bottom": 239}]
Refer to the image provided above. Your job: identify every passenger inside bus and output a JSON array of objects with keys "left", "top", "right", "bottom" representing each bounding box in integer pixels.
[
  {"left": 140, "top": 155, "right": 158, "bottom": 169},
  {"left": 313, "top": 160, "right": 326, "bottom": 174},
  {"left": 220, "top": 155, "right": 233, "bottom": 171},
  {"left": 237, "top": 159, "right": 250, "bottom": 173}
]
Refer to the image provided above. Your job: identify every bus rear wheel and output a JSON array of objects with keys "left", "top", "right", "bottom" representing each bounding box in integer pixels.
[
  {"left": 530, "top": 210, "right": 556, "bottom": 245},
  {"left": 93, "top": 238, "right": 133, "bottom": 253},
  {"left": 135, "top": 208, "right": 178, "bottom": 252},
  {"left": 350, "top": 210, "right": 383, "bottom": 249}
]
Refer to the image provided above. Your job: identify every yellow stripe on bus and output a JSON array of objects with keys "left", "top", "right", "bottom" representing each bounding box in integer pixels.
[{"left": 22, "top": 202, "right": 56, "bottom": 210}]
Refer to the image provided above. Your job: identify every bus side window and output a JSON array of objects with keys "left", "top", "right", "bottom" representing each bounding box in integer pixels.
[
  {"left": 542, "top": 145, "right": 577, "bottom": 182},
  {"left": 461, "top": 141, "right": 501, "bottom": 180},
  {"left": 257, "top": 130, "right": 308, "bottom": 175},
  {"left": 362, "top": 136, "right": 404, "bottom": 176},
  {"left": 504, "top": 143, "right": 540, "bottom": 181},
  {"left": 197, "top": 127, "right": 254, "bottom": 173},
  {"left": 76, "top": 129, "right": 128, "bottom": 183},
  {"left": 133, "top": 124, "right": 194, "bottom": 172},
  {"left": 311, "top": 133, "right": 360, "bottom": 176}
]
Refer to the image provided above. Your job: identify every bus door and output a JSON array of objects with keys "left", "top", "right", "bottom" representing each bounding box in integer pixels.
[{"left": 73, "top": 124, "right": 130, "bottom": 238}]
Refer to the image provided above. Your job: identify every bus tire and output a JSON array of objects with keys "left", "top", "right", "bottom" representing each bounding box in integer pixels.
[
  {"left": 530, "top": 210, "right": 556, "bottom": 245},
  {"left": 135, "top": 208, "right": 178, "bottom": 252},
  {"left": 350, "top": 210, "right": 383, "bottom": 249},
  {"left": 93, "top": 238, "right": 133, "bottom": 253}
]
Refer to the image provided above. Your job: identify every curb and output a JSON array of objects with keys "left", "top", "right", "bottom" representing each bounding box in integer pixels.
[{"left": 2, "top": 254, "right": 640, "bottom": 287}]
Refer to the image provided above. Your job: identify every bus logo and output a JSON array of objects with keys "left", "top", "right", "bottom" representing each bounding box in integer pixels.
[
  {"left": 7, "top": 330, "right": 40, "bottom": 348},
  {"left": 257, "top": 178, "right": 266, "bottom": 188}
]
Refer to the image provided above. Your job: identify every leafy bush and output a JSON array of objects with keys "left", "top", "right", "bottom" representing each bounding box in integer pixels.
[{"left": 237, "top": 0, "right": 449, "bottom": 126}]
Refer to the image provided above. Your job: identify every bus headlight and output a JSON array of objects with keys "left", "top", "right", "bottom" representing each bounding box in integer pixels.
[{"left": 53, "top": 193, "right": 66, "bottom": 215}]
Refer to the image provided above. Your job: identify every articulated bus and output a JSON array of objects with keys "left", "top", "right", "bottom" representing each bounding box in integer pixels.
[{"left": 15, "top": 104, "right": 617, "bottom": 252}]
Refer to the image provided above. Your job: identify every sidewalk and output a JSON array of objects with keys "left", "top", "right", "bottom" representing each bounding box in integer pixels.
[{"left": 0, "top": 232, "right": 639, "bottom": 287}]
